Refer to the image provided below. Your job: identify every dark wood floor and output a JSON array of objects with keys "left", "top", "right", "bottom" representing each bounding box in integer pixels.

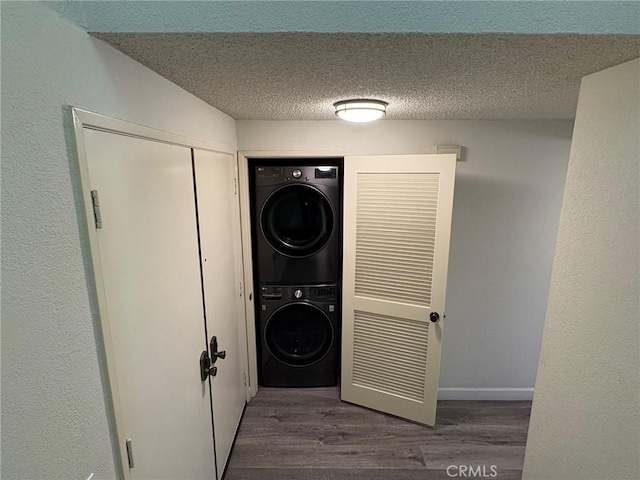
[{"left": 224, "top": 387, "right": 531, "bottom": 480}]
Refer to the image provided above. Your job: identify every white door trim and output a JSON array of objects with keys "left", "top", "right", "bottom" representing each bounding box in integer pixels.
[
  {"left": 236, "top": 150, "right": 349, "bottom": 398},
  {"left": 71, "top": 108, "right": 238, "bottom": 477},
  {"left": 73, "top": 108, "right": 234, "bottom": 155}
]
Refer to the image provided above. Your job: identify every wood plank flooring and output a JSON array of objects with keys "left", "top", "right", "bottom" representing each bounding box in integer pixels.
[{"left": 224, "top": 387, "right": 531, "bottom": 480}]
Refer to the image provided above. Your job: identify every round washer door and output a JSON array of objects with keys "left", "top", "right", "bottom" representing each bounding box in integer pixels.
[
  {"left": 265, "top": 303, "right": 334, "bottom": 367},
  {"left": 261, "top": 184, "right": 334, "bottom": 257}
]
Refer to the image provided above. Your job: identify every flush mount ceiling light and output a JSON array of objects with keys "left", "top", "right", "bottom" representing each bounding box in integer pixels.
[{"left": 334, "top": 99, "right": 388, "bottom": 123}]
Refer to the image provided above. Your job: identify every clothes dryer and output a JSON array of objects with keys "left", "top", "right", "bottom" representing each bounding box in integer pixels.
[{"left": 252, "top": 162, "right": 342, "bottom": 284}]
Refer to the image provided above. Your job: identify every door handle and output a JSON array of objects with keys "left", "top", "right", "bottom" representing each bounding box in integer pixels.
[
  {"left": 200, "top": 336, "right": 227, "bottom": 380},
  {"left": 430, "top": 312, "right": 440, "bottom": 323},
  {"left": 199, "top": 351, "right": 217, "bottom": 380},
  {"left": 210, "top": 336, "right": 226, "bottom": 363}
]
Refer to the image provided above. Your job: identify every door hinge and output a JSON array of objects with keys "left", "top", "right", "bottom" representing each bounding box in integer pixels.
[
  {"left": 233, "top": 177, "right": 237, "bottom": 195},
  {"left": 238, "top": 281, "right": 243, "bottom": 297},
  {"left": 90, "top": 190, "right": 102, "bottom": 229},
  {"left": 243, "top": 371, "right": 248, "bottom": 386},
  {"left": 125, "top": 438, "right": 134, "bottom": 469}
]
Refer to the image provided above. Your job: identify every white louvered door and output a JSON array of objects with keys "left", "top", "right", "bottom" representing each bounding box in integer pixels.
[{"left": 341, "top": 154, "right": 456, "bottom": 426}]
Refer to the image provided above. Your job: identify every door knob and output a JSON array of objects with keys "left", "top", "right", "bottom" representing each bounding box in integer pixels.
[
  {"left": 213, "top": 350, "right": 226, "bottom": 361},
  {"left": 210, "top": 336, "right": 227, "bottom": 363},
  {"left": 430, "top": 312, "right": 440, "bottom": 323}
]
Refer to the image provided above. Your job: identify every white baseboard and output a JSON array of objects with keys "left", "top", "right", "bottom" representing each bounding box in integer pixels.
[{"left": 438, "top": 388, "right": 534, "bottom": 401}]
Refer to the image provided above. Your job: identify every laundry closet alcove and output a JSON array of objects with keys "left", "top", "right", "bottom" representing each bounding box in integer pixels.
[{"left": 239, "top": 152, "right": 456, "bottom": 426}]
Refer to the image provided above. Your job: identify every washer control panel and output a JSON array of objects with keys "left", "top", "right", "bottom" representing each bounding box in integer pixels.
[
  {"left": 260, "top": 285, "right": 282, "bottom": 300},
  {"left": 260, "top": 285, "right": 337, "bottom": 302}
]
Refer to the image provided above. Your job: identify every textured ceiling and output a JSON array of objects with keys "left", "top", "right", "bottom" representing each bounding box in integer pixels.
[{"left": 94, "top": 33, "right": 640, "bottom": 120}]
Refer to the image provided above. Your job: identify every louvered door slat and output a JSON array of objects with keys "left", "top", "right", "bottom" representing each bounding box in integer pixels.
[
  {"left": 357, "top": 257, "right": 435, "bottom": 270},
  {"left": 341, "top": 154, "right": 456, "bottom": 426},
  {"left": 357, "top": 238, "right": 435, "bottom": 249},
  {"left": 357, "top": 269, "right": 433, "bottom": 283},
  {"left": 353, "top": 310, "right": 428, "bottom": 401}
]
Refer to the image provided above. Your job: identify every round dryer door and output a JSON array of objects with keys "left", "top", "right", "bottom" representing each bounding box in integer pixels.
[
  {"left": 265, "top": 303, "right": 334, "bottom": 367},
  {"left": 261, "top": 184, "right": 334, "bottom": 257}
]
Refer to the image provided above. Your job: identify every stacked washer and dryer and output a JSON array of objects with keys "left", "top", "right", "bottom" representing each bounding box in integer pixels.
[{"left": 251, "top": 160, "right": 343, "bottom": 387}]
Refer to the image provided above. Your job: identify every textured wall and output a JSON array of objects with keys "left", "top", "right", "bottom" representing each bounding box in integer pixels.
[
  {"left": 522, "top": 59, "right": 640, "bottom": 480},
  {"left": 49, "top": 1, "right": 640, "bottom": 34},
  {"left": 237, "top": 119, "right": 573, "bottom": 398},
  {"left": 0, "top": 3, "right": 236, "bottom": 479}
]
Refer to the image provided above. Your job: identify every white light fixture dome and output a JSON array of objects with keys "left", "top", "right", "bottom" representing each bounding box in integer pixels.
[{"left": 334, "top": 99, "right": 388, "bottom": 123}]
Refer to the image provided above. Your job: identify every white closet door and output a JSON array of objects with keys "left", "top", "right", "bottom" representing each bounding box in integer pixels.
[
  {"left": 341, "top": 154, "right": 456, "bottom": 426},
  {"left": 83, "top": 130, "right": 216, "bottom": 479},
  {"left": 193, "top": 149, "right": 247, "bottom": 478}
]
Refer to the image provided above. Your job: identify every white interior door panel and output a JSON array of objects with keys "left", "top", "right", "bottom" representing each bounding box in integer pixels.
[
  {"left": 193, "top": 149, "right": 247, "bottom": 478},
  {"left": 83, "top": 129, "right": 216, "bottom": 479},
  {"left": 341, "top": 154, "right": 456, "bottom": 426}
]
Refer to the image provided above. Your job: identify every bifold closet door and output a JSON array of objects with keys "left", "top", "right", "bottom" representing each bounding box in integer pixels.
[
  {"left": 83, "top": 130, "right": 216, "bottom": 479},
  {"left": 193, "top": 149, "right": 247, "bottom": 478},
  {"left": 341, "top": 154, "right": 456, "bottom": 426}
]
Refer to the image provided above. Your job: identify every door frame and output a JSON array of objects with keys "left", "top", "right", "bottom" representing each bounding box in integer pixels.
[
  {"left": 71, "top": 108, "right": 239, "bottom": 476},
  {"left": 236, "top": 150, "right": 348, "bottom": 398}
]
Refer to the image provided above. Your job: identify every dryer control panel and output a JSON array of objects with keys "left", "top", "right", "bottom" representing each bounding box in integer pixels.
[{"left": 255, "top": 165, "right": 339, "bottom": 186}]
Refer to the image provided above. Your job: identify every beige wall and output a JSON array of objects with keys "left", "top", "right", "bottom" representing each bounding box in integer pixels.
[{"left": 522, "top": 58, "right": 640, "bottom": 479}]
